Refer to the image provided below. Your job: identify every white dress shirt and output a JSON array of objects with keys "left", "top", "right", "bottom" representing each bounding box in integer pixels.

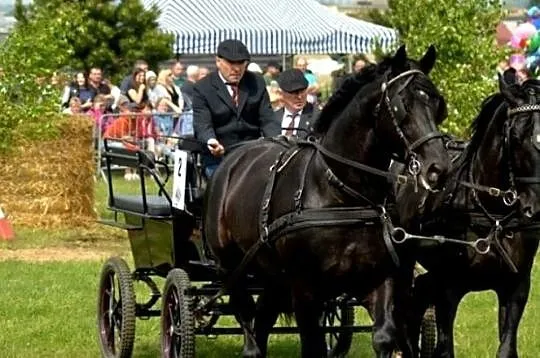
[
  {"left": 281, "top": 109, "right": 302, "bottom": 135},
  {"left": 218, "top": 72, "right": 236, "bottom": 97}
]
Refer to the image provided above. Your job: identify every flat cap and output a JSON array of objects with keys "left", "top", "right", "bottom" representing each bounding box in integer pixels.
[
  {"left": 277, "top": 69, "right": 308, "bottom": 93},
  {"left": 217, "top": 39, "right": 251, "bottom": 62}
]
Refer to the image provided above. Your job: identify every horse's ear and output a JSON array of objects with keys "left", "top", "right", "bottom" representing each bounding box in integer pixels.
[
  {"left": 392, "top": 45, "right": 407, "bottom": 69},
  {"left": 419, "top": 45, "right": 437, "bottom": 74},
  {"left": 499, "top": 69, "right": 518, "bottom": 105}
]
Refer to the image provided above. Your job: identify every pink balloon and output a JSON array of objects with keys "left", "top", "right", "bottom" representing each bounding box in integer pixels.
[
  {"left": 510, "top": 34, "right": 525, "bottom": 49},
  {"left": 514, "top": 22, "right": 537, "bottom": 39}
]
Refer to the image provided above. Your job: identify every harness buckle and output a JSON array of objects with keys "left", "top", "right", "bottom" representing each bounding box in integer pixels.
[
  {"left": 488, "top": 187, "right": 501, "bottom": 197},
  {"left": 396, "top": 175, "right": 408, "bottom": 185},
  {"left": 503, "top": 189, "right": 518, "bottom": 207},
  {"left": 294, "top": 189, "right": 303, "bottom": 212}
]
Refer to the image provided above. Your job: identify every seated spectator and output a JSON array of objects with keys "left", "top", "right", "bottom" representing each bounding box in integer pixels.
[
  {"left": 145, "top": 71, "right": 159, "bottom": 107},
  {"left": 87, "top": 94, "right": 108, "bottom": 135},
  {"left": 103, "top": 95, "right": 139, "bottom": 180},
  {"left": 153, "top": 97, "right": 175, "bottom": 136},
  {"left": 61, "top": 72, "right": 93, "bottom": 111},
  {"left": 62, "top": 97, "right": 83, "bottom": 115},
  {"left": 154, "top": 69, "right": 184, "bottom": 114},
  {"left": 120, "top": 59, "right": 148, "bottom": 94},
  {"left": 126, "top": 68, "right": 148, "bottom": 105}
]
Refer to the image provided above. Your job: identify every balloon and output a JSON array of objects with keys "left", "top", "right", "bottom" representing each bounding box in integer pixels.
[
  {"left": 529, "top": 32, "right": 540, "bottom": 53},
  {"left": 528, "top": 6, "right": 540, "bottom": 18},
  {"left": 533, "top": 18, "right": 540, "bottom": 30},
  {"left": 515, "top": 22, "right": 537, "bottom": 40},
  {"left": 510, "top": 34, "right": 527, "bottom": 49}
]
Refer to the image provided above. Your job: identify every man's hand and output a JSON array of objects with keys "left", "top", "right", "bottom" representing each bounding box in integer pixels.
[{"left": 207, "top": 138, "right": 225, "bottom": 157}]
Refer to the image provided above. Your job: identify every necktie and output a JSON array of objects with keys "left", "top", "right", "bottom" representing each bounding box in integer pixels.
[
  {"left": 227, "top": 83, "right": 239, "bottom": 106},
  {"left": 285, "top": 113, "right": 296, "bottom": 136}
]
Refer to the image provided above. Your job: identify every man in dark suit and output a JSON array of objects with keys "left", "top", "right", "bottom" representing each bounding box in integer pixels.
[
  {"left": 193, "top": 39, "right": 280, "bottom": 177},
  {"left": 275, "top": 69, "right": 319, "bottom": 139}
]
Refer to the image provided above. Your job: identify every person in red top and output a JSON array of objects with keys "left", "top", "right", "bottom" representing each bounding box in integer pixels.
[{"left": 103, "top": 95, "right": 140, "bottom": 180}]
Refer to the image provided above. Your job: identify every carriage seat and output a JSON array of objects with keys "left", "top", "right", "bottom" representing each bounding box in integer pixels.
[{"left": 111, "top": 194, "right": 171, "bottom": 217}]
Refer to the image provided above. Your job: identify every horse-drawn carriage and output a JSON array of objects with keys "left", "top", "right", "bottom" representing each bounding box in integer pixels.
[
  {"left": 96, "top": 136, "right": 383, "bottom": 358},
  {"left": 95, "top": 46, "right": 540, "bottom": 358}
]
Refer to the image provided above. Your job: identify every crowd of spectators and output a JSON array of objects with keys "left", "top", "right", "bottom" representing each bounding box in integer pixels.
[{"left": 58, "top": 56, "right": 328, "bottom": 180}]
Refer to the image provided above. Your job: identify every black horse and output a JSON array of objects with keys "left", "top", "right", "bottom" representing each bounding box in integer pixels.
[
  {"left": 394, "top": 69, "right": 540, "bottom": 357},
  {"left": 202, "top": 45, "right": 451, "bottom": 358}
]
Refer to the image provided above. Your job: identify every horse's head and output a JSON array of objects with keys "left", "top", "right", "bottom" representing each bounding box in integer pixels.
[
  {"left": 373, "top": 45, "right": 449, "bottom": 191},
  {"left": 498, "top": 69, "right": 540, "bottom": 219}
]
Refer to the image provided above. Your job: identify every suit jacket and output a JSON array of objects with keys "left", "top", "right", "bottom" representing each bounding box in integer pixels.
[
  {"left": 193, "top": 70, "right": 280, "bottom": 149},
  {"left": 275, "top": 103, "right": 319, "bottom": 139}
]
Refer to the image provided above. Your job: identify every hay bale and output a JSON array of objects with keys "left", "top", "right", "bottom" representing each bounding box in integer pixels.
[{"left": 0, "top": 115, "right": 95, "bottom": 228}]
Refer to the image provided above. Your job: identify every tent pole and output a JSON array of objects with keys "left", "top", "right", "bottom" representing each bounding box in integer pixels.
[
  {"left": 348, "top": 54, "right": 353, "bottom": 73},
  {"left": 282, "top": 54, "right": 286, "bottom": 70}
]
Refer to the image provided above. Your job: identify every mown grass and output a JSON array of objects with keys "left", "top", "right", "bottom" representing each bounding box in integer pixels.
[
  {"left": 0, "top": 173, "right": 539, "bottom": 356},
  {"left": 1, "top": 231, "right": 540, "bottom": 357}
]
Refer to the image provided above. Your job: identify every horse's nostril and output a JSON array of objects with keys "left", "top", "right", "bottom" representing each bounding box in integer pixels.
[
  {"left": 523, "top": 206, "right": 534, "bottom": 218},
  {"left": 427, "top": 163, "right": 443, "bottom": 184},
  {"left": 428, "top": 171, "right": 439, "bottom": 184}
]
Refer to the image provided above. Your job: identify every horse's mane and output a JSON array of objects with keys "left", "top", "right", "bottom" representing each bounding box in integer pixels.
[
  {"left": 313, "top": 57, "right": 393, "bottom": 134},
  {"left": 464, "top": 93, "right": 505, "bottom": 160}
]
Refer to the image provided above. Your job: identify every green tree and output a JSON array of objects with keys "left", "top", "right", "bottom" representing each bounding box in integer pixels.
[
  {"left": 364, "top": 0, "right": 508, "bottom": 137},
  {"left": 530, "top": 0, "right": 540, "bottom": 7},
  {"left": 8, "top": 0, "right": 173, "bottom": 80},
  {"left": 0, "top": 0, "right": 174, "bottom": 152}
]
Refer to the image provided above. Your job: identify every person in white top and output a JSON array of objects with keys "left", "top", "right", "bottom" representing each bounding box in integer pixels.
[{"left": 274, "top": 68, "right": 319, "bottom": 139}]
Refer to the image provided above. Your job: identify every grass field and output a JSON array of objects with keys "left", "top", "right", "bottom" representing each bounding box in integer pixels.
[{"left": 0, "top": 176, "right": 539, "bottom": 357}]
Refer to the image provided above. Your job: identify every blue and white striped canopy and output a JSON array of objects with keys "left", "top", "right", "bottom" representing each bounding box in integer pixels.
[{"left": 143, "top": 0, "right": 398, "bottom": 55}]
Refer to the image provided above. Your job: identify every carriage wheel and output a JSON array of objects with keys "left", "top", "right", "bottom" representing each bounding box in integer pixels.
[
  {"left": 322, "top": 300, "right": 354, "bottom": 358},
  {"left": 97, "top": 257, "right": 136, "bottom": 358},
  {"left": 419, "top": 306, "right": 437, "bottom": 358},
  {"left": 161, "top": 268, "right": 195, "bottom": 358}
]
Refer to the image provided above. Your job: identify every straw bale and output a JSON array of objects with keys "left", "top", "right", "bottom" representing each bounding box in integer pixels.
[{"left": 0, "top": 115, "right": 96, "bottom": 228}]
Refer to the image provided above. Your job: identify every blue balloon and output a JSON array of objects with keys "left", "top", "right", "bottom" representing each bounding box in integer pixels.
[{"left": 532, "top": 18, "right": 540, "bottom": 29}]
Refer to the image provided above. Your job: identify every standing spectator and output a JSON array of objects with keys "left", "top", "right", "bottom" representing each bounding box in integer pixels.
[
  {"left": 88, "top": 67, "right": 113, "bottom": 105},
  {"left": 198, "top": 67, "right": 210, "bottom": 81},
  {"left": 120, "top": 60, "right": 148, "bottom": 94},
  {"left": 154, "top": 69, "right": 184, "bottom": 113},
  {"left": 263, "top": 61, "right": 282, "bottom": 86},
  {"left": 193, "top": 39, "right": 279, "bottom": 177},
  {"left": 171, "top": 61, "right": 186, "bottom": 88},
  {"left": 136, "top": 101, "right": 160, "bottom": 155},
  {"left": 294, "top": 57, "right": 319, "bottom": 105},
  {"left": 181, "top": 65, "right": 199, "bottom": 108},
  {"left": 126, "top": 69, "right": 148, "bottom": 105}
]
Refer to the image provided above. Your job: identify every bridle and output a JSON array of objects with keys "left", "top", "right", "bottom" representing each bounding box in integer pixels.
[
  {"left": 375, "top": 69, "right": 445, "bottom": 191},
  {"left": 461, "top": 95, "right": 540, "bottom": 222},
  {"left": 312, "top": 68, "right": 446, "bottom": 202}
]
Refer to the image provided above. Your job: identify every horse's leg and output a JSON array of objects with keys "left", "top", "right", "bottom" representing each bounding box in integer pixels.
[
  {"left": 432, "top": 286, "right": 465, "bottom": 358},
  {"left": 253, "top": 286, "right": 287, "bottom": 357},
  {"left": 369, "top": 277, "right": 400, "bottom": 358},
  {"left": 292, "top": 286, "right": 326, "bottom": 358},
  {"left": 496, "top": 275, "right": 531, "bottom": 358},
  {"left": 229, "top": 284, "right": 260, "bottom": 357},
  {"left": 409, "top": 272, "right": 438, "bottom": 357}
]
